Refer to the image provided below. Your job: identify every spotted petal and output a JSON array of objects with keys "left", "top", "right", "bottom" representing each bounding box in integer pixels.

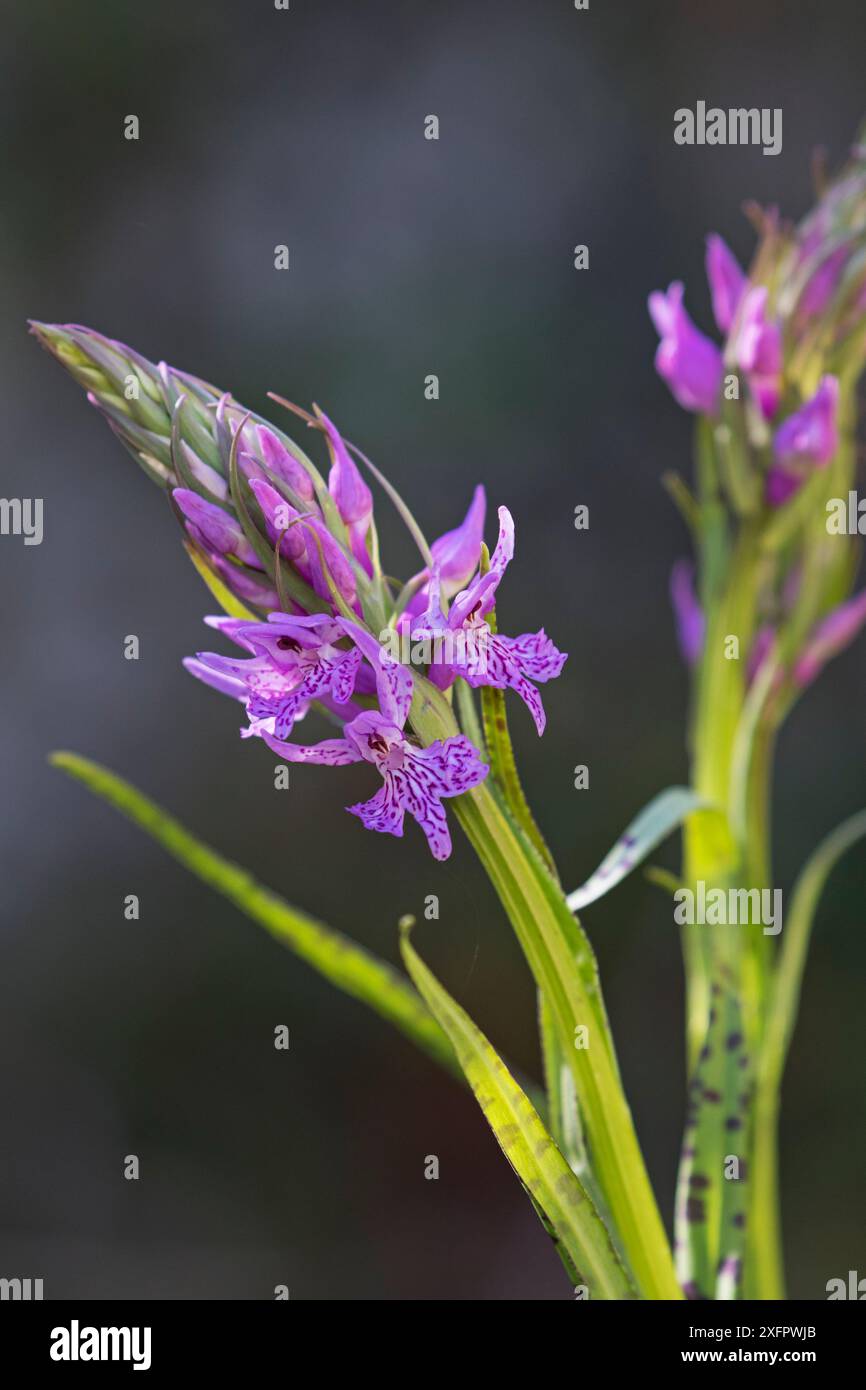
[
  {"left": 463, "top": 630, "right": 566, "bottom": 735},
  {"left": 450, "top": 506, "right": 515, "bottom": 625},
  {"left": 261, "top": 732, "right": 362, "bottom": 765},
  {"left": 347, "top": 780, "right": 406, "bottom": 839},
  {"left": 338, "top": 619, "right": 413, "bottom": 726}
]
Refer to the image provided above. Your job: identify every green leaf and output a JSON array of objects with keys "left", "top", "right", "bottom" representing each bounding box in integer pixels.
[
  {"left": 748, "top": 805, "right": 866, "bottom": 1300},
  {"left": 763, "top": 807, "right": 866, "bottom": 1084},
  {"left": 410, "top": 678, "right": 681, "bottom": 1299},
  {"left": 539, "top": 992, "right": 593, "bottom": 1185},
  {"left": 566, "top": 787, "right": 711, "bottom": 912},
  {"left": 662, "top": 470, "right": 700, "bottom": 533},
  {"left": 49, "top": 753, "right": 460, "bottom": 1081},
  {"left": 399, "top": 922, "right": 637, "bottom": 1299},
  {"left": 472, "top": 598, "right": 579, "bottom": 1188}
]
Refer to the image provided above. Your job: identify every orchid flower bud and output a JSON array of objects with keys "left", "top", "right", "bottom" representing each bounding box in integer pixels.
[
  {"left": 794, "top": 590, "right": 866, "bottom": 688},
  {"left": 648, "top": 283, "right": 724, "bottom": 415},
  {"left": 173, "top": 488, "right": 259, "bottom": 565},
  {"left": 767, "top": 375, "right": 839, "bottom": 506},
  {"left": 706, "top": 234, "right": 747, "bottom": 336},
  {"left": 670, "top": 560, "right": 704, "bottom": 666},
  {"left": 316, "top": 408, "right": 374, "bottom": 576},
  {"left": 245, "top": 424, "right": 316, "bottom": 503},
  {"left": 734, "top": 287, "right": 783, "bottom": 420}
]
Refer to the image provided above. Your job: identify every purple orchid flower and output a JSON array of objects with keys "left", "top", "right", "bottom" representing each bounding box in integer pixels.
[
  {"left": 793, "top": 590, "right": 866, "bottom": 689},
  {"left": 734, "top": 286, "right": 783, "bottom": 420},
  {"left": 425, "top": 484, "right": 487, "bottom": 594},
  {"left": 262, "top": 621, "right": 488, "bottom": 860},
  {"left": 648, "top": 282, "right": 724, "bottom": 416},
  {"left": 766, "top": 375, "right": 839, "bottom": 506},
  {"left": 184, "top": 612, "right": 362, "bottom": 741},
  {"left": 413, "top": 507, "right": 567, "bottom": 736},
  {"left": 400, "top": 485, "right": 487, "bottom": 629},
  {"left": 670, "top": 560, "right": 704, "bottom": 666},
  {"left": 316, "top": 408, "right": 374, "bottom": 577},
  {"left": 706, "top": 234, "right": 748, "bottom": 336}
]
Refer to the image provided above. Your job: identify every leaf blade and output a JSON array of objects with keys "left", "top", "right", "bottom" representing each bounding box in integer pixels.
[
  {"left": 399, "top": 923, "right": 637, "bottom": 1299},
  {"left": 566, "top": 787, "right": 712, "bottom": 912},
  {"left": 49, "top": 752, "right": 460, "bottom": 1080}
]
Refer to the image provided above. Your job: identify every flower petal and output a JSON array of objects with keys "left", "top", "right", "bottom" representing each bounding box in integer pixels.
[
  {"left": 338, "top": 619, "right": 413, "bottom": 726},
  {"left": 347, "top": 780, "right": 406, "bottom": 839},
  {"left": 261, "top": 731, "right": 362, "bottom": 765}
]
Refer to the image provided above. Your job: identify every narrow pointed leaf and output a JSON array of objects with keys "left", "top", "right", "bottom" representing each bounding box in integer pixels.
[
  {"left": 409, "top": 681, "right": 682, "bottom": 1300},
  {"left": 762, "top": 808, "right": 866, "bottom": 1086},
  {"left": 49, "top": 753, "right": 460, "bottom": 1080},
  {"left": 399, "top": 923, "right": 637, "bottom": 1299},
  {"left": 566, "top": 787, "right": 711, "bottom": 912}
]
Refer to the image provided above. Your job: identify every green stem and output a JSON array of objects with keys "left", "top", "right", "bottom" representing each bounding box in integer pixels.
[
  {"left": 740, "top": 725, "right": 784, "bottom": 1300},
  {"left": 748, "top": 1092, "right": 784, "bottom": 1300}
]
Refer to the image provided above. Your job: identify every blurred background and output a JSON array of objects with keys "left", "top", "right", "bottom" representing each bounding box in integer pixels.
[{"left": 1, "top": 0, "right": 864, "bottom": 1300}]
